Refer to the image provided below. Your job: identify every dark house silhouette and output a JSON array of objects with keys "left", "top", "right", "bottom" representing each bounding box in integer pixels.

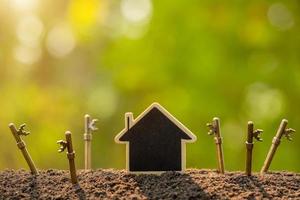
[{"left": 115, "top": 103, "right": 197, "bottom": 173}]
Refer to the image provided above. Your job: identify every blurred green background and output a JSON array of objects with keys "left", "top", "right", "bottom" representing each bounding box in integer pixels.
[{"left": 0, "top": 0, "right": 299, "bottom": 172}]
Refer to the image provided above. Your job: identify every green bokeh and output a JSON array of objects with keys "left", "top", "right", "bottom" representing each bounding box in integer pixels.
[{"left": 0, "top": 0, "right": 299, "bottom": 172}]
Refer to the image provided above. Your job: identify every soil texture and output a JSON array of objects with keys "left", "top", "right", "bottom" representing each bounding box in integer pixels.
[{"left": 0, "top": 169, "right": 299, "bottom": 199}]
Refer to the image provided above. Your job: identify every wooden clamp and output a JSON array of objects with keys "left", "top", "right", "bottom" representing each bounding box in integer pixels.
[
  {"left": 57, "top": 131, "right": 78, "bottom": 184},
  {"left": 207, "top": 117, "right": 225, "bottom": 174},
  {"left": 84, "top": 114, "right": 98, "bottom": 170},
  {"left": 8, "top": 123, "right": 38, "bottom": 175},
  {"left": 260, "top": 119, "right": 295, "bottom": 174},
  {"left": 245, "top": 121, "right": 263, "bottom": 176}
]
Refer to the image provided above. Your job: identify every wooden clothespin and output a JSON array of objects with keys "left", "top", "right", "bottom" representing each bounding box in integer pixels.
[
  {"left": 261, "top": 119, "right": 295, "bottom": 174},
  {"left": 207, "top": 117, "right": 225, "bottom": 174},
  {"left": 9, "top": 123, "right": 38, "bottom": 175},
  {"left": 57, "top": 131, "right": 78, "bottom": 184},
  {"left": 245, "top": 121, "right": 263, "bottom": 176},
  {"left": 84, "top": 114, "right": 98, "bottom": 170}
]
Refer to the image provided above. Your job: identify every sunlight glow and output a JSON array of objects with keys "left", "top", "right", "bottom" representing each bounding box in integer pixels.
[
  {"left": 10, "top": 0, "right": 38, "bottom": 12},
  {"left": 119, "top": 0, "right": 153, "bottom": 39},
  {"left": 121, "top": 0, "right": 152, "bottom": 24},
  {"left": 16, "top": 15, "right": 44, "bottom": 48},
  {"left": 14, "top": 45, "right": 41, "bottom": 65},
  {"left": 68, "top": 0, "right": 101, "bottom": 33},
  {"left": 268, "top": 3, "right": 294, "bottom": 31},
  {"left": 245, "top": 83, "right": 285, "bottom": 121},
  {"left": 46, "top": 24, "right": 76, "bottom": 58}
]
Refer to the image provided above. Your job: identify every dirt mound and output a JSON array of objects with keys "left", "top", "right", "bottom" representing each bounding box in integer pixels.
[{"left": 0, "top": 169, "right": 299, "bottom": 199}]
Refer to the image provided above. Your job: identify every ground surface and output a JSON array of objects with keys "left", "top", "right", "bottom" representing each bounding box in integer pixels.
[{"left": 0, "top": 169, "right": 299, "bottom": 200}]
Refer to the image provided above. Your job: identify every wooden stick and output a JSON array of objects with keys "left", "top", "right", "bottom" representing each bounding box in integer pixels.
[
  {"left": 58, "top": 131, "right": 78, "bottom": 184},
  {"left": 245, "top": 121, "right": 263, "bottom": 176},
  {"left": 84, "top": 115, "right": 91, "bottom": 170},
  {"left": 207, "top": 117, "right": 225, "bottom": 174},
  {"left": 246, "top": 122, "right": 254, "bottom": 176},
  {"left": 8, "top": 123, "right": 38, "bottom": 175},
  {"left": 65, "top": 131, "right": 77, "bottom": 184},
  {"left": 84, "top": 114, "right": 98, "bottom": 170},
  {"left": 260, "top": 119, "right": 294, "bottom": 174}
]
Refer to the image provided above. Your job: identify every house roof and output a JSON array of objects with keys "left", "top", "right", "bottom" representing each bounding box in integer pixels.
[{"left": 115, "top": 103, "right": 197, "bottom": 143}]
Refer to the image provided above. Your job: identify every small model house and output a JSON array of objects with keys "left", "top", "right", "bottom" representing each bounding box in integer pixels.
[{"left": 115, "top": 103, "right": 197, "bottom": 173}]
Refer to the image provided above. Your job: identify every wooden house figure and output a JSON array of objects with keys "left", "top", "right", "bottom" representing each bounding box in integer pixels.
[{"left": 115, "top": 103, "right": 197, "bottom": 173}]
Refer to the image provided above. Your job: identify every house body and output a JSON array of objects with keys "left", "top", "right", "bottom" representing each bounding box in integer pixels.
[{"left": 115, "top": 103, "right": 197, "bottom": 173}]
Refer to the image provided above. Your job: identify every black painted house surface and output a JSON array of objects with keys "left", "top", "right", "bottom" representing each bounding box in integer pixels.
[{"left": 115, "top": 103, "right": 197, "bottom": 173}]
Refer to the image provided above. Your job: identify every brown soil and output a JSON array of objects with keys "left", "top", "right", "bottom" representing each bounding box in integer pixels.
[{"left": 0, "top": 169, "right": 299, "bottom": 200}]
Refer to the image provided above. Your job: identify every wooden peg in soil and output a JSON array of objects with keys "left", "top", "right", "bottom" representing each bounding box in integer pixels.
[
  {"left": 245, "top": 121, "right": 263, "bottom": 176},
  {"left": 84, "top": 114, "right": 98, "bottom": 170},
  {"left": 260, "top": 119, "right": 295, "bottom": 174},
  {"left": 207, "top": 117, "right": 225, "bottom": 174},
  {"left": 8, "top": 123, "right": 38, "bottom": 175},
  {"left": 57, "top": 131, "right": 78, "bottom": 184}
]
